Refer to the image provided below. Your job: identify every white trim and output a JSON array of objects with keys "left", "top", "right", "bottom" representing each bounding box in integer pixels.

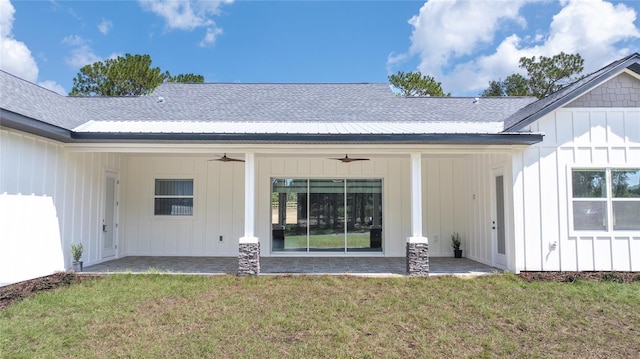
[
  {"left": 410, "top": 153, "right": 423, "bottom": 238},
  {"left": 244, "top": 152, "right": 256, "bottom": 238},
  {"left": 239, "top": 236, "right": 259, "bottom": 244},
  {"left": 63, "top": 143, "right": 528, "bottom": 154},
  {"left": 406, "top": 237, "right": 429, "bottom": 244}
]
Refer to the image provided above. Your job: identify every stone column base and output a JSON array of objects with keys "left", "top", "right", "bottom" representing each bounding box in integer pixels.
[
  {"left": 406, "top": 240, "right": 429, "bottom": 276},
  {"left": 238, "top": 242, "right": 260, "bottom": 275}
]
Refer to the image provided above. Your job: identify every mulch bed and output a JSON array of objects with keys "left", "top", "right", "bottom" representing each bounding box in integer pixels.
[
  {"left": 519, "top": 271, "right": 640, "bottom": 283},
  {"left": 0, "top": 272, "right": 97, "bottom": 310}
]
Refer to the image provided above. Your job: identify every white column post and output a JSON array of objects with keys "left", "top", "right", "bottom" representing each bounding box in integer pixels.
[
  {"left": 408, "top": 152, "right": 427, "bottom": 243},
  {"left": 240, "top": 152, "right": 258, "bottom": 243},
  {"left": 238, "top": 152, "right": 259, "bottom": 275},
  {"left": 406, "top": 152, "right": 428, "bottom": 276}
]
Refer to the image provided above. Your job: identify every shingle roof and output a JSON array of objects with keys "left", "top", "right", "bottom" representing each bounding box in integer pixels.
[
  {"left": 1, "top": 72, "right": 538, "bottom": 139},
  {"left": 0, "top": 71, "right": 89, "bottom": 129},
  {"left": 70, "top": 83, "right": 535, "bottom": 126},
  {"left": 503, "top": 52, "right": 640, "bottom": 131}
]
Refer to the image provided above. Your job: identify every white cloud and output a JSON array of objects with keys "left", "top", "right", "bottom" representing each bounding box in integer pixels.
[
  {"left": 393, "top": 0, "right": 640, "bottom": 95},
  {"left": 404, "top": 0, "right": 531, "bottom": 79},
  {"left": 139, "top": 0, "right": 233, "bottom": 47},
  {"left": 37, "top": 80, "right": 66, "bottom": 95},
  {"left": 0, "top": 0, "right": 65, "bottom": 94},
  {"left": 0, "top": 0, "right": 38, "bottom": 81},
  {"left": 199, "top": 27, "right": 222, "bottom": 47},
  {"left": 98, "top": 19, "right": 112, "bottom": 35},
  {"left": 0, "top": 0, "right": 15, "bottom": 38},
  {"left": 62, "top": 35, "right": 101, "bottom": 68},
  {"left": 1, "top": 37, "right": 38, "bottom": 81}
]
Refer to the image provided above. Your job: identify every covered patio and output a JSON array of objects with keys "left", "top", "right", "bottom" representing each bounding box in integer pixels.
[{"left": 83, "top": 256, "right": 500, "bottom": 276}]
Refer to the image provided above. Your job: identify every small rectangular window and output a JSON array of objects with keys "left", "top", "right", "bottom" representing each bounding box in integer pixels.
[
  {"left": 572, "top": 170, "right": 606, "bottom": 198},
  {"left": 571, "top": 168, "right": 640, "bottom": 232},
  {"left": 572, "top": 170, "right": 607, "bottom": 231},
  {"left": 611, "top": 169, "right": 640, "bottom": 230},
  {"left": 154, "top": 179, "right": 193, "bottom": 216}
]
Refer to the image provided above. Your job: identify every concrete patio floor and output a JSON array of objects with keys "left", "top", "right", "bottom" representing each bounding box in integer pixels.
[{"left": 84, "top": 256, "right": 500, "bottom": 276}]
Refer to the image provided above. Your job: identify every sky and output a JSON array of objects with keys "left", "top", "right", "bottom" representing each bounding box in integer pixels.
[{"left": 1, "top": 0, "right": 639, "bottom": 96}]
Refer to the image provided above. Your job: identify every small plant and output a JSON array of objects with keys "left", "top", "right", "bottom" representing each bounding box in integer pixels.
[
  {"left": 451, "top": 232, "right": 461, "bottom": 251},
  {"left": 71, "top": 243, "right": 83, "bottom": 263},
  {"left": 451, "top": 232, "right": 462, "bottom": 258}
]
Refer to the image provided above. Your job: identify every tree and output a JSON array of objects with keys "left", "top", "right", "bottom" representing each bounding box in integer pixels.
[
  {"left": 388, "top": 71, "right": 449, "bottom": 97},
  {"left": 70, "top": 54, "right": 204, "bottom": 96},
  {"left": 481, "top": 52, "right": 584, "bottom": 99},
  {"left": 521, "top": 52, "right": 584, "bottom": 98},
  {"left": 167, "top": 73, "right": 205, "bottom": 83},
  {"left": 481, "top": 73, "right": 529, "bottom": 97},
  {"left": 481, "top": 80, "right": 504, "bottom": 97}
]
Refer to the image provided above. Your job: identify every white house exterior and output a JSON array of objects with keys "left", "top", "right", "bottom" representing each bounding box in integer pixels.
[{"left": 1, "top": 54, "right": 638, "bottom": 284}]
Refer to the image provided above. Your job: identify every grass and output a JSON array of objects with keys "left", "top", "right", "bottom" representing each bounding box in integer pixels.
[
  {"left": 283, "top": 233, "right": 371, "bottom": 249},
  {"left": 1, "top": 274, "right": 639, "bottom": 358}
]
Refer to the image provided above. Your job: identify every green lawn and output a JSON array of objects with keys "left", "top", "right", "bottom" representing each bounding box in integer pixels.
[
  {"left": 283, "top": 233, "right": 370, "bottom": 249},
  {"left": 1, "top": 274, "right": 639, "bottom": 358}
]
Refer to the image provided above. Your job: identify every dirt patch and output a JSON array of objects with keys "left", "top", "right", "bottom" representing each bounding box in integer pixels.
[
  {"left": 519, "top": 271, "right": 640, "bottom": 283},
  {"left": 0, "top": 272, "right": 97, "bottom": 310}
]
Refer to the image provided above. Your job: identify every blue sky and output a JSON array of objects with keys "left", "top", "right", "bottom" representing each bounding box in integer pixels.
[{"left": 2, "top": 0, "right": 639, "bottom": 96}]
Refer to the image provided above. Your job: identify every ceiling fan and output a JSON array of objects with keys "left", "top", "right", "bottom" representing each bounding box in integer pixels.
[
  {"left": 330, "top": 154, "right": 370, "bottom": 163},
  {"left": 208, "top": 153, "right": 245, "bottom": 162}
]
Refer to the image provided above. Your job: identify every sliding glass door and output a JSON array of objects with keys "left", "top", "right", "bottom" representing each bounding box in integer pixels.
[
  {"left": 271, "top": 178, "right": 383, "bottom": 253},
  {"left": 346, "top": 179, "right": 382, "bottom": 252}
]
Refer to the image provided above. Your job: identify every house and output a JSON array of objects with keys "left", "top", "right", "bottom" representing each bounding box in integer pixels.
[{"left": 1, "top": 53, "right": 638, "bottom": 284}]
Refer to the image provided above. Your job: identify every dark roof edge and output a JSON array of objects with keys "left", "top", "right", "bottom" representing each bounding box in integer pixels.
[
  {"left": 71, "top": 132, "right": 544, "bottom": 145},
  {"left": 504, "top": 53, "right": 640, "bottom": 132},
  {"left": 0, "top": 109, "right": 73, "bottom": 142}
]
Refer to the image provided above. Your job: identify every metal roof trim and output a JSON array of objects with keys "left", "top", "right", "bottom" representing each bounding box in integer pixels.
[
  {"left": 0, "top": 109, "right": 73, "bottom": 142},
  {"left": 70, "top": 132, "right": 544, "bottom": 145}
]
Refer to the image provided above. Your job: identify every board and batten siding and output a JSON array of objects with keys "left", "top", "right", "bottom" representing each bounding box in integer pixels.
[
  {"left": 513, "top": 108, "right": 640, "bottom": 272},
  {"left": 459, "top": 153, "right": 513, "bottom": 269},
  {"left": 122, "top": 156, "right": 244, "bottom": 257},
  {"left": 0, "top": 128, "right": 123, "bottom": 282},
  {"left": 423, "top": 157, "right": 470, "bottom": 258},
  {"left": 123, "top": 155, "right": 485, "bottom": 258}
]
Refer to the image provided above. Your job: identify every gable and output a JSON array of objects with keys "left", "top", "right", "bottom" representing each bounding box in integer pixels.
[{"left": 565, "top": 72, "right": 640, "bottom": 108}]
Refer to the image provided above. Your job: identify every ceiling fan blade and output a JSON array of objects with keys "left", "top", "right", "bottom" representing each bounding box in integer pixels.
[
  {"left": 208, "top": 153, "right": 245, "bottom": 162},
  {"left": 330, "top": 154, "right": 370, "bottom": 163}
]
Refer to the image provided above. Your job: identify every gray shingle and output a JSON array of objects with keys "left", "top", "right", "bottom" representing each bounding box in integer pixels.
[
  {"left": 0, "top": 71, "right": 89, "bottom": 129},
  {"left": 69, "top": 82, "right": 536, "bottom": 126}
]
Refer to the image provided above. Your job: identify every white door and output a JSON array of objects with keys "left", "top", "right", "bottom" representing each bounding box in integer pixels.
[
  {"left": 493, "top": 172, "right": 507, "bottom": 268},
  {"left": 102, "top": 173, "right": 118, "bottom": 259}
]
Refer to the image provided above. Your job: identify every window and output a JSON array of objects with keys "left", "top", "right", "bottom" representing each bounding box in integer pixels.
[
  {"left": 611, "top": 169, "right": 640, "bottom": 230},
  {"left": 571, "top": 168, "right": 639, "bottom": 231},
  {"left": 271, "top": 178, "right": 383, "bottom": 252},
  {"left": 154, "top": 179, "right": 194, "bottom": 216}
]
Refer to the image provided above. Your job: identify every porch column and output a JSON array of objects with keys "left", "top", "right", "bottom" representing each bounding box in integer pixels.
[
  {"left": 238, "top": 152, "right": 260, "bottom": 275},
  {"left": 406, "top": 152, "right": 429, "bottom": 276}
]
